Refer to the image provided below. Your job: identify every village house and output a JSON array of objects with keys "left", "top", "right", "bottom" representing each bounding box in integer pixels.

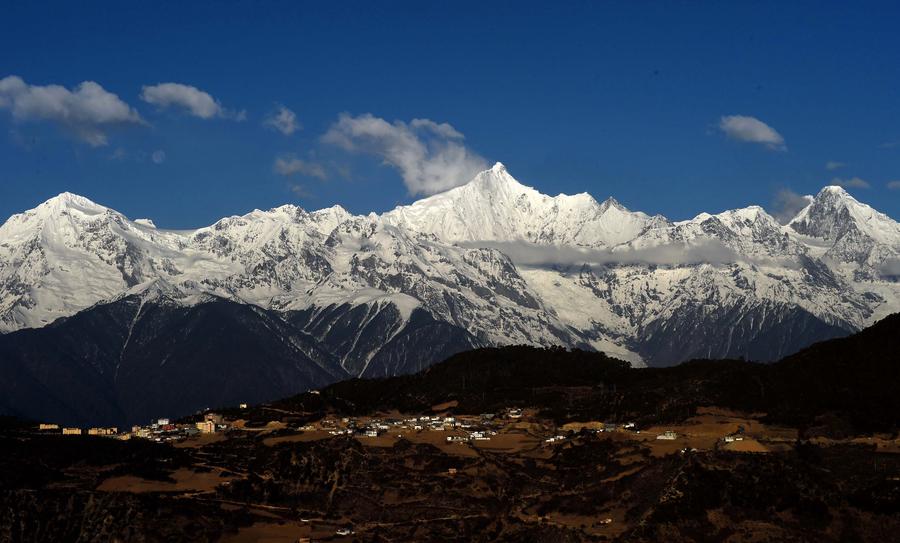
[
  {"left": 657, "top": 430, "right": 678, "bottom": 440},
  {"left": 196, "top": 420, "right": 216, "bottom": 434},
  {"left": 38, "top": 423, "right": 59, "bottom": 430},
  {"left": 507, "top": 408, "right": 523, "bottom": 419},
  {"left": 204, "top": 413, "right": 224, "bottom": 424},
  {"left": 62, "top": 427, "right": 82, "bottom": 435}
]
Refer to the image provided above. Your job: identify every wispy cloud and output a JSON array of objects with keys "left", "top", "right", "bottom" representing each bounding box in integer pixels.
[
  {"left": 322, "top": 113, "right": 488, "bottom": 195},
  {"left": 461, "top": 239, "right": 797, "bottom": 270},
  {"left": 825, "top": 161, "right": 845, "bottom": 171},
  {"left": 0, "top": 75, "right": 143, "bottom": 146},
  {"left": 273, "top": 155, "right": 327, "bottom": 179},
  {"left": 887, "top": 180, "right": 900, "bottom": 190},
  {"left": 878, "top": 140, "right": 900, "bottom": 149},
  {"left": 288, "top": 183, "right": 317, "bottom": 199},
  {"left": 879, "top": 258, "right": 900, "bottom": 276},
  {"left": 831, "top": 176, "right": 870, "bottom": 189},
  {"left": 264, "top": 104, "right": 300, "bottom": 135},
  {"left": 151, "top": 150, "right": 166, "bottom": 164},
  {"left": 140, "top": 82, "right": 244, "bottom": 120},
  {"left": 771, "top": 188, "right": 813, "bottom": 224},
  {"left": 718, "top": 115, "right": 785, "bottom": 150}
]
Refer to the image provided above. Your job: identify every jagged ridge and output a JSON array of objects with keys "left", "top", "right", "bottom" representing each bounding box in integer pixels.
[{"left": 1, "top": 164, "right": 899, "bottom": 372}]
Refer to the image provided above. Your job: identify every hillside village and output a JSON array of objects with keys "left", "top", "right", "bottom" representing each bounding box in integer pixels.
[{"left": 32, "top": 402, "right": 802, "bottom": 458}]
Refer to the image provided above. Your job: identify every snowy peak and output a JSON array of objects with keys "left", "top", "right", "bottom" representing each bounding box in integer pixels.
[
  {"left": 790, "top": 185, "right": 900, "bottom": 246},
  {"left": 40, "top": 192, "right": 108, "bottom": 214},
  {"left": 460, "top": 161, "right": 538, "bottom": 202},
  {"left": 310, "top": 204, "right": 354, "bottom": 234},
  {"left": 717, "top": 205, "right": 781, "bottom": 229},
  {"left": 598, "top": 196, "right": 625, "bottom": 213},
  {"left": 0, "top": 192, "right": 126, "bottom": 254},
  {"left": 382, "top": 163, "right": 659, "bottom": 247},
  {"left": 820, "top": 185, "right": 851, "bottom": 197},
  {"left": 1, "top": 192, "right": 106, "bottom": 233}
]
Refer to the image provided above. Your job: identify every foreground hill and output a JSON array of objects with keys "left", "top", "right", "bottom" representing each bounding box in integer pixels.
[
  {"left": 266, "top": 312, "right": 900, "bottom": 436},
  {"left": 0, "top": 287, "right": 476, "bottom": 427}
]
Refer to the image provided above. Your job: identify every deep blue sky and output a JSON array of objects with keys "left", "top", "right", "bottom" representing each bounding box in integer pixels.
[{"left": 1, "top": 1, "right": 899, "bottom": 228}]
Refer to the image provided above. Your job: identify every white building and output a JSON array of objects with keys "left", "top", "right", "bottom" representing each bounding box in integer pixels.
[{"left": 196, "top": 420, "right": 216, "bottom": 434}]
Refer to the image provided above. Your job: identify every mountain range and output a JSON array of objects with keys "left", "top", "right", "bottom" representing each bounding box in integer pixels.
[{"left": 1, "top": 162, "right": 898, "bottom": 424}]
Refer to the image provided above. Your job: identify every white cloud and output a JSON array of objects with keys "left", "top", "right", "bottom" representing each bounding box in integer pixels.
[
  {"left": 825, "top": 161, "right": 845, "bottom": 171},
  {"left": 887, "top": 180, "right": 900, "bottom": 190},
  {"left": 151, "top": 150, "right": 166, "bottom": 164},
  {"left": 718, "top": 115, "right": 785, "bottom": 150},
  {"left": 288, "top": 183, "right": 314, "bottom": 199},
  {"left": 0, "top": 75, "right": 143, "bottom": 146},
  {"left": 140, "top": 82, "right": 243, "bottom": 120},
  {"left": 831, "top": 176, "right": 870, "bottom": 189},
  {"left": 771, "top": 188, "right": 813, "bottom": 224},
  {"left": 273, "top": 155, "right": 326, "bottom": 179},
  {"left": 264, "top": 104, "right": 299, "bottom": 135},
  {"left": 322, "top": 113, "right": 488, "bottom": 195},
  {"left": 408, "top": 118, "right": 463, "bottom": 139}
]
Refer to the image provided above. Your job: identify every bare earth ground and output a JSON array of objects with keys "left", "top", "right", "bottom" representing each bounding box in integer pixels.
[
  {"left": 97, "top": 467, "right": 236, "bottom": 493},
  {"left": 7, "top": 403, "right": 899, "bottom": 542}
]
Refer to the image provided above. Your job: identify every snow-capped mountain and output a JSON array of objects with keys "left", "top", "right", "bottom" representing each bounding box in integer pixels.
[
  {"left": 2, "top": 163, "right": 899, "bottom": 375},
  {"left": 789, "top": 185, "right": 900, "bottom": 268},
  {"left": 383, "top": 162, "right": 669, "bottom": 247}
]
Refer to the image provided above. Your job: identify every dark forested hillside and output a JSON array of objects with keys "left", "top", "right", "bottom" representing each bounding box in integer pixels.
[{"left": 268, "top": 313, "right": 900, "bottom": 436}]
